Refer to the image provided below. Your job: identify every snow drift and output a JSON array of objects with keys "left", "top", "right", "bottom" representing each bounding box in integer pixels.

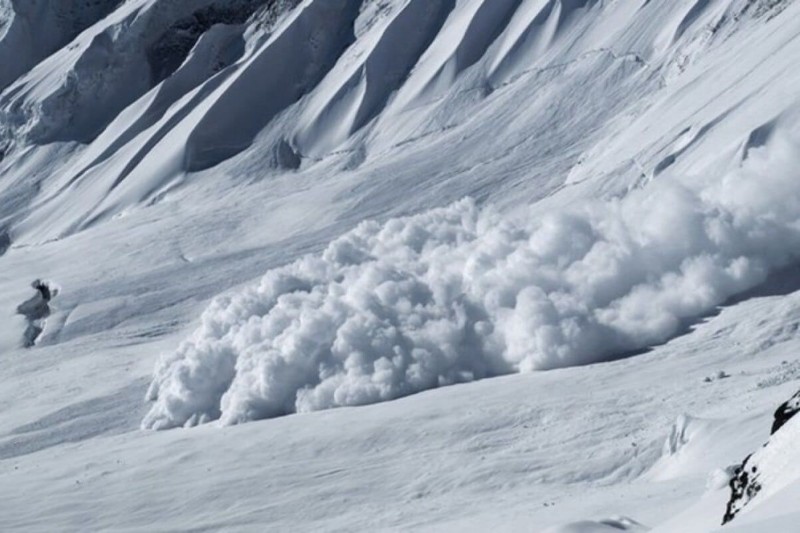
[
  {"left": 143, "top": 129, "right": 800, "bottom": 429},
  {"left": 543, "top": 516, "right": 648, "bottom": 533}
]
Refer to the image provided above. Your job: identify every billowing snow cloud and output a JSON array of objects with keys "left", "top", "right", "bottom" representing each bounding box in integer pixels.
[{"left": 143, "top": 132, "right": 800, "bottom": 429}]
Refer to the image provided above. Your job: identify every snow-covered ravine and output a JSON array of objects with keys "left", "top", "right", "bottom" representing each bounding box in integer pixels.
[{"left": 2, "top": 0, "right": 800, "bottom": 530}]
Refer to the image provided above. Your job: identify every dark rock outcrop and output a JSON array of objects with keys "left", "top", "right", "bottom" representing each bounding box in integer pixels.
[
  {"left": 771, "top": 390, "right": 800, "bottom": 435},
  {"left": 723, "top": 387, "right": 800, "bottom": 524},
  {"left": 723, "top": 453, "right": 762, "bottom": 524},
  {"left": 147, "top": 0, "right": 272, "bottom": 84}
]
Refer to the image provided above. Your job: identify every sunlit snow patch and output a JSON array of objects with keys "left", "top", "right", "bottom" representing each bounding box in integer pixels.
[{"left": 144, "top": 132, "right": 800, "bottom": 429}]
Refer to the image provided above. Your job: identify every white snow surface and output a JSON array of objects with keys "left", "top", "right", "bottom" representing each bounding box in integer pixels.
[{"left": 2, "top": 0, "right": 800, "bottom": 530}]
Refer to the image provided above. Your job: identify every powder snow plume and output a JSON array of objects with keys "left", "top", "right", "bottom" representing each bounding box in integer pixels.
[{"left": 143, "top": 130, "right": 800, "bottom": 429}]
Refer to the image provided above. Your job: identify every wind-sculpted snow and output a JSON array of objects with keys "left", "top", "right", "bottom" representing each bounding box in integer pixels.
[
  {"left": 184, "top": 0, "right": 363, "bottom": 171},
  {"left": 2, "top": 0, "right": 791, "bottom": 241},
  {"left": 143, "top": 131, "right": 800, "bottom": 429}
]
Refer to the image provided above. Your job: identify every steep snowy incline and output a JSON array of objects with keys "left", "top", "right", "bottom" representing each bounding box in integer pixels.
[
  {"left": 2, "top": 0, "right": 800, "bottom": 530},
  {"left": 650, "top": 386, "right": 800, "bottom": 533},
  {"left": 1, "top": 0, "right": 796, "bottom": 243}
]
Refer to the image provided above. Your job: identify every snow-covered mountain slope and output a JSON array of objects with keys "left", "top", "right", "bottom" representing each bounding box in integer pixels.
[
  {"left": 4, "top": 270, "right": 800, "bottom": 531},
  {"left": 2, "top": 0, "right": 800, "bottom": 530},
  {"left": 723, "top": 389, "right": 800, "bottom": 524},
  {"left": 649, "top": 385, "right": 800, "bottom": 533},
  {"left": 3, "top": 0, "right": 799, "bottom": 242}
]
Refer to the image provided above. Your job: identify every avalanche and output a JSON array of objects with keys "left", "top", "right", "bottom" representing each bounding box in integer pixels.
[
  {"left": 145, "top": 127, "right": 800, "bottom": 428},
  {"left": 2, "top": 0, "right": 800, "bottom": 531}
]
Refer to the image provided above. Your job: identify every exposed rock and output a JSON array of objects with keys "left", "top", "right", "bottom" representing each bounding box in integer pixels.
[
  {"left": 147, "top": 0, "right": 273, "bottom": 84},
  {"left": 723, "top": 387, "right": 800, "bottom": 524},
  {"left": 723, "top": 453, "right": 762, "bottom": 524},
  {"left": 771, "top": 389, "right": 800, "bottom": 435}
]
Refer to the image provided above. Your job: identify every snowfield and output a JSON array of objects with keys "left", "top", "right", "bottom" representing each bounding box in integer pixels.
[{"left": 2, "top": 0, "right": 800, "bottom": 531}]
